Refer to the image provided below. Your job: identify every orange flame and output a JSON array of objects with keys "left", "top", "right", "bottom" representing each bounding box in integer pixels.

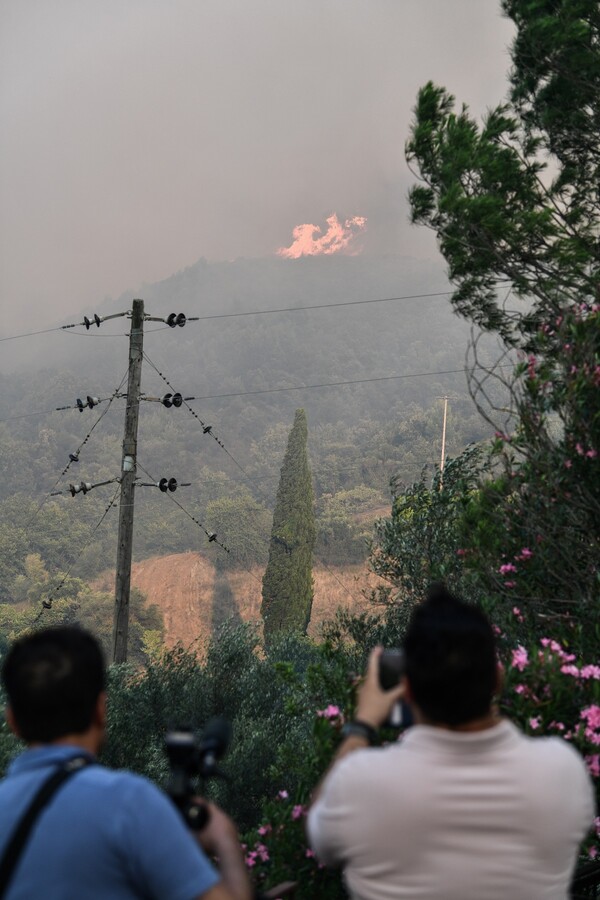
[{"left": 277, "top": 213, "right": 367, "bottom": 259}]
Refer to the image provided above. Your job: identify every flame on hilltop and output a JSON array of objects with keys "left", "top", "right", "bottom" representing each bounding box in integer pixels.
[{"left": 277, "top": 213, "right": 367, "bottom": 259}]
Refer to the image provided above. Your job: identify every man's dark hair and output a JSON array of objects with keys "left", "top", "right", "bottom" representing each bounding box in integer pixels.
[
  {"left": 1, "top": 626, "right": 106, "bottom": 742},
  {"left": 403, "top": 583, "right": 497, "bottom": 726}
]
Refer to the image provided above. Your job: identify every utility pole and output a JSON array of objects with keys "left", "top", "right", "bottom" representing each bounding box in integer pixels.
[
  {"left": 439, "top": 396, "right": 449, "bottom": 489},
  {"left": 113, "top": 299, "right": 144, "bottom": 663},
  {"left": 440, "top": 396, "right": 448, "bottom": 472}
]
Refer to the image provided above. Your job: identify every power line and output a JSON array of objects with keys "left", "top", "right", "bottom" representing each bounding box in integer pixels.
[
  {"left": 0, "top": 326, "right": 64, "bottom": 343},
  {"left": 136, "top": 460, "right": 230, "bottom": 555},
  {"left": 0, "top": 404, "right": 128, "bottom": 424},
  {"left": 23, "top": 370, "right": 129, "bottom": 530},
  {"left": 187, "top": 366, "right": 514, "bottom": 402},
  {"left": 33, "top": 483, "right": 121, "bottom": 622},
  {"left": 0, "top": 288, "right": 456, "bottom": 346},
  {"left": 0, "top": 364, "right": 477, "bottom": 425},
  {"left": 144, "top": 289, "right": 456, "bottom": 325},
  {"left": 139, "top": 356, "right": 367, "bottom": 606}
]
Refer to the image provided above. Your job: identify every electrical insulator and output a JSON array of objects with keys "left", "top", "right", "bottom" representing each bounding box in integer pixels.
[
  {"left": 83, "top": 314, "right": 101, "bottom": 329},
  {"left": 76, "top": 396, "right": 99, "bottom": 412},
  {"left": 160, "top": 393, "right": 183, "bottom": 408},
  {"left": 203, "top": 425, "right": 212, "bottom": 434},
  {"left": 166, "top": 312, "right": 186, "bottom": 328},
  {"left": 69, "top": 482, "right": 92, "bottom": 496},
  {"left": 43, "top": 599, "right": 53, "bottom": 609},
  {"left": 207, "top": 532, "right": 217, "bottom": 542},
  {"left": 69, "top": 453, "right": 79, "bottom": 463},
  {"left": 158, "top": 477, "right": 178, "bottom": 492}
]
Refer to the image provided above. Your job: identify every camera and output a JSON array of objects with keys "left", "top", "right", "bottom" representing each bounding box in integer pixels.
[
  {"left": 379, "top": 648, "right": 413, "bottom": 728},
  {"left": 164, "top": 718, "right": 231, "bottom": 830}
]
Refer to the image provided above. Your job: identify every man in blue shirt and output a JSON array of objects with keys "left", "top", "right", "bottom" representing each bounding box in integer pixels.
[{"left": 0, "top": 626, "right": 252, "bottom": 900}]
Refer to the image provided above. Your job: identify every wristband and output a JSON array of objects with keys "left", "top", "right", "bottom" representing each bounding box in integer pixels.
[{"left": 341, "top": 719, "right": 377, "bottom": 745}]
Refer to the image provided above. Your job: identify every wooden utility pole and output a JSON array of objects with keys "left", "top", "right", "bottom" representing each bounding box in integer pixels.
[{"left": 113, "top": 299, "right": 144, "bottom": 663}]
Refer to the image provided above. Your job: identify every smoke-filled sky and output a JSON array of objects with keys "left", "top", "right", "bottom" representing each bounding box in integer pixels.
[{"left": 0, "top": 1, "right": 514, "bottom": 332}]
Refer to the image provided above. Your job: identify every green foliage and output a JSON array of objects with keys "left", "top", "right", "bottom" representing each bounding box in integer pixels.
[
  {"left": 101, "top": 624, "right": 350, "bottom": 834},
  {"left": 498, "top": 626, "right": 600, "bottom": 860},
  {"left": 0, "top": 554, "right": 162, "bottom": 668},
  {"left": 458, "top": 306, "right": 600, "bottom": 645},
  {"left": 205, "top": 489, "right": 271, "bottom": 570},
  {"left": 261, "top": 410, "right": 316, "bottom": 641},
  {"left": 316, "top": 485, "right": 384, "bottom": 565},
  {"left": 406, "top": 1, "right": 599, "bottom": 345},
  {"left": 369, "top": 446, "right": 483, "bottom": 604},
  {"left": 405, "top": 0, "right": 600, "bottom": 646}
]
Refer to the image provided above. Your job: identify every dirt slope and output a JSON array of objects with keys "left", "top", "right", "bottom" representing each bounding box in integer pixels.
[{"left": 95, "top": 553, "right": 384, "bottom": 650}]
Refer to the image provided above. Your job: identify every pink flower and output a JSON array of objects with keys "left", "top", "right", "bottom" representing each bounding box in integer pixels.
[
  {"left": 317, "top": 704, "right": 342, "bottom": 720},
  {"left": 586, "top": 449, "right": 598, "bottom": 459},
  {"left": 514, "top": 684, "right": 527, "bottom": 695},
  {"left": 278, "top": 790, "right": 289, "bottom": 800},
  {"left": 529, "top": 717, "right": 541, "bottom": 730},
  {"left": 512, "top": 646, "right": 529, "bottom": 671},
  {"left": 589, "top": 847, "right": 599, "bottom": 859},
  {"left": 499, "top": 563, "right": 517, "bottom": 575},
  {"left": 581, "top": 665, "right": 600, "bottom": 680},
  {"left": 256, "top": 843, "right": 270, "bottom": 862},
  {"left": 291, "top": 805, "right": 305, "bottom": 820},
  {"left": 245, "top": 854, "right": 257, "bottom": 868},
  {"left": 519, "top": 548, "right": 533, "bottom": 559},
  {"left": 560, "top": 665, "right": 580, "bottom": 677},
  {"left": 504, "top": 580, "right": 517, "bottom": 589},
  {"left": 257, "top": 824, "right": 271, "bottom": 836},
  {"left": 586, "top": 754, "right": 600, "bottom": 777},
  {"left": 305, "top": 848, "right": 315, "bottom": 858},
  {"left": 576, "top": 443, "right": 585, "bottom": 456},
  {"left": 564, "top": 459, "right": 572, "bottom": 469},
  {"left": 582, "top": 706, "right": 600, "bottom": 731}
]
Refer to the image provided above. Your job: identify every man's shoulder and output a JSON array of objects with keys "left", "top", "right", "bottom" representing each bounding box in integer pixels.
[{"left": 79, "top": 762, "right": 168, "bottom": 802}]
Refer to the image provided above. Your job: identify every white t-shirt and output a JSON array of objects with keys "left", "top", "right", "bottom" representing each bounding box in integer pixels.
[{"left": 307, "top": 719, "right": 595, "bottom": 900}]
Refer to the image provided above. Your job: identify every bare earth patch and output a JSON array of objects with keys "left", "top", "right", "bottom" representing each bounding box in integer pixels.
[{"left": 95, "top": 553, "right": 385, "bottom": 651}]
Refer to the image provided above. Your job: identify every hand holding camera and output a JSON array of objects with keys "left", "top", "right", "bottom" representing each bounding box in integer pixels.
[
  {"left": 164, "top": 718, "right": 232, "bottom": 830},
  {"left": 354, "top": 646, "right": 408, "bottom": 731}
]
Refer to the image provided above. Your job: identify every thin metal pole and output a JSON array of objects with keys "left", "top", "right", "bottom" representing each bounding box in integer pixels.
[
  {"left": 113, "top": 299, "right": 144, "bottom": 663},
  {"left": 439, "top": 396, "right": 448, "bottom": 488}
]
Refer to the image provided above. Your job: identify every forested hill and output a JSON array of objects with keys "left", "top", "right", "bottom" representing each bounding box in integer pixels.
[{"left": 0, "top": 253, "right": 501, "bottom": 621}]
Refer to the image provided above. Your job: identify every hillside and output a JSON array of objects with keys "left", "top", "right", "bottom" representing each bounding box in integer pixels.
[{"left": 95, "top": 552, "right": 382, "bottom": 651}]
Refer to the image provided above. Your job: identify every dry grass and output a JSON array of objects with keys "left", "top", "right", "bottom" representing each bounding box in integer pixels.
[{"left": 96, "top": 552, "right": 385, "bottom": 650}]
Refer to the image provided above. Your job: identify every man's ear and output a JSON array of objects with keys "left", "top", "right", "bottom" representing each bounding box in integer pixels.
[
  {"left": 94, "top": 691, "right": 107, "bottom": 730},
  {"left": 5, "top": 704, "right": 21, "bottom": 738},
  {"left": 495, "top": 662, "right": 504, "bottom": 698}
]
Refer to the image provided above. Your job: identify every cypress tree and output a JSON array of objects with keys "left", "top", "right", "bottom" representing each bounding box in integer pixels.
[{"left": 261, "top": 408, "right": 316, "bottom": 642}]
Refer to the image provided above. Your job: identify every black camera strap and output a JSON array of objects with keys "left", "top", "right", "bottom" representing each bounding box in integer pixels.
[{"left": 0, "top": 754, "right": 91, "bottom": 898}]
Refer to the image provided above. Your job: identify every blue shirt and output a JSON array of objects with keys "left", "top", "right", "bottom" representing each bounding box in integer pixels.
[{"left": 0, "top": 744, "right": 220, "bottom": 899}]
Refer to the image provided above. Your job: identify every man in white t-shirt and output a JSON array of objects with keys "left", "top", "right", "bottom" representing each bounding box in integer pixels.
[{"left": 307, "top": 584, "right": 595, "bottom": 900}]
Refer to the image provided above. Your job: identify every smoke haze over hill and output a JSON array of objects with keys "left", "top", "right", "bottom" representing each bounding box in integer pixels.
[{"left": 1, "top": 1, "right": 514, "bottom": 333}]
